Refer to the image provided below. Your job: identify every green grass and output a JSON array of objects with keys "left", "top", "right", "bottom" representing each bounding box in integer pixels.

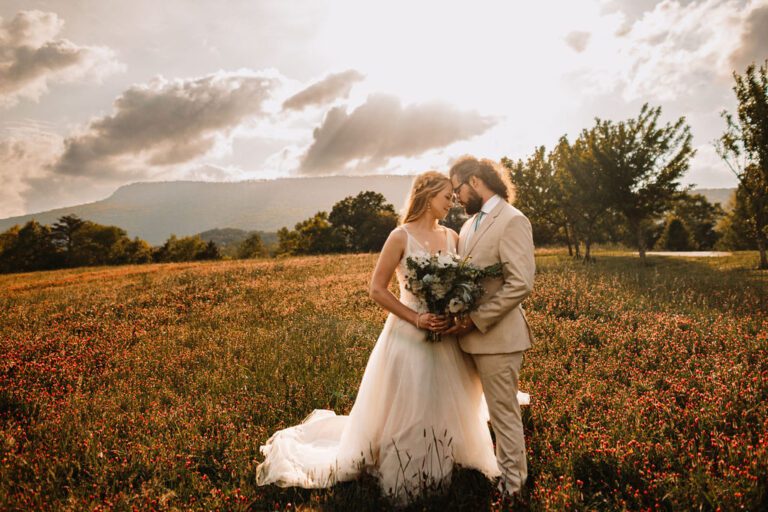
[{"left": 0, "top": 250, "right": 766, "bottom": 510}]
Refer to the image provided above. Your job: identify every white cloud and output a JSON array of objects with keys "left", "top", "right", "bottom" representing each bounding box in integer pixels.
[
  {"left": 0, "top": 125, "right": 61, "bottom": 217},
  {"left": 299, "top": 94, "right": 496, "bottom": 174},
  {"left": 0, "top": 10, "right": 123, "bottom": 108},
  {"left": 571, "top": 0, "right": 764, "bottom": 102},
  {"left": 52, "top": 69, "right": 283, "bottom": 178},
  {"left": 729, "top": 2, "right": 768, "bottom": 70},
  {"left": 565, "top": 31, "right": 592, "bottom": 52},
  {"left": 282, "top": 69, "right": 364, "bottom": 111}
]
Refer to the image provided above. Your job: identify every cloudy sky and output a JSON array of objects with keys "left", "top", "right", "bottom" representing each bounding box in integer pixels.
[{"left": 1, "top": 0, "right": 766, "bottom": 218}]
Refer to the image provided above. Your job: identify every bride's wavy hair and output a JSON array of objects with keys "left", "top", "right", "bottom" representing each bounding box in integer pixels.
[{"left": 401, "top": 171, "right": 452, "bottom": 224}]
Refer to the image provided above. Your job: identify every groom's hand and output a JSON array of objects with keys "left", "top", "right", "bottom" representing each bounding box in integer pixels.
[{"left": 443, "top": 316, "right": 476, "bottom": 336}]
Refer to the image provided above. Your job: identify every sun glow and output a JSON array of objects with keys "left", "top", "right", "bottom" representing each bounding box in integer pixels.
[
  {"left": 315, "top": 1, "right": 612, "bottom": 109},
  {"left": 306, "top": 0, "right": 631, "bottom": 170}
]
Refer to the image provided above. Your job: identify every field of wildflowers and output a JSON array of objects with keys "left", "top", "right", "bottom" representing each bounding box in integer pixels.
[{"left": 1, "top": 250, "right": 766, "bottom": 510}]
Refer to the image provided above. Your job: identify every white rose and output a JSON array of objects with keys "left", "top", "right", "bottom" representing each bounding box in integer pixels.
[
  {"left": 436, "top": 252, "right": 455, "bottom": 268},
  {"left": 448, "top": 298, "right": 466, "bottom": 313}
]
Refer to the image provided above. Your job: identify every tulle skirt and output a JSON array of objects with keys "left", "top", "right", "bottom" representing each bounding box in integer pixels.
[{"left": 256, "top": 312, "right": 503, "bottom": 502}]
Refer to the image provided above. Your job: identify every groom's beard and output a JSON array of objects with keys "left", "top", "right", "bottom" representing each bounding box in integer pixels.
[{"left": 463, "top": 189, "right": 483, "bottom": 215}]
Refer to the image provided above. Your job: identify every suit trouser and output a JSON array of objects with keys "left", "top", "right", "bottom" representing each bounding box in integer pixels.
[{"left": 472, "top": 351, "right": 526, "bottom": 493}]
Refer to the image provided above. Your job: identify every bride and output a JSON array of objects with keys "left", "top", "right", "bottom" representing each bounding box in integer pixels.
[{"left": 256, "top": 171, "right": 500, "bottom": 503}]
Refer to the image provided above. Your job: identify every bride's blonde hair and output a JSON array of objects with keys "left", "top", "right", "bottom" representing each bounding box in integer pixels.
[{"left": 401, "top": 171, "right": 452, "bottom": 224}]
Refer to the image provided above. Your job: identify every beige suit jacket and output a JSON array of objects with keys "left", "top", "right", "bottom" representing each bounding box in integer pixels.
[{"left": 458, "top": 200, "right": 535, "bottom": 354}]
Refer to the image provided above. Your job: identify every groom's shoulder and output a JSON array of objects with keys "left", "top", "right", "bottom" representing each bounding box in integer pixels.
[
  {"left": 499, "top": 204, "right": 532, "bottom": 231},
  {"left": 500, "top": 202, "right": 527, "bottom": 220}
]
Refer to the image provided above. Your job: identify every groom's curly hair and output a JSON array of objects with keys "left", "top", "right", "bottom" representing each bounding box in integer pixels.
[{"left": 449, "top": 156, "right": 514, "bottom": 203}]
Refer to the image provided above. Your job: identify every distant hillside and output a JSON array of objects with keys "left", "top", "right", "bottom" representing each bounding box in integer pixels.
[
  {"left": 0, "top": 176, "right": 414, "bottom": 245},
  {"left": 0, "top": 179, "right": 734, "bottom": 245},
  {"left": 693, "top": 188, "right": 735, "bottom": 209}
]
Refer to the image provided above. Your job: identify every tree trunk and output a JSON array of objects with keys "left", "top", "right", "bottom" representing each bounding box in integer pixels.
[
  {"left": 758, "top": 240, "right": 767, "bottom": 269},
  {"left": 636, "top": 222, "right": 647, "bottom": 264},
  {"left": 755, "top": 211, "right": 768, "bottom": 269},
  {"left": 584, "top": 237, "right": 592, "bottom": 262},
  {"left": 565, "top": 224, "right": 573, "bottom": 257}
]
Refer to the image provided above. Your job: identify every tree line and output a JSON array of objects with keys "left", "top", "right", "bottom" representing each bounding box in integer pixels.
[
  {"left": 0, "top": 215, "right": 221, "bottom": 274},
  {"left": 0, "top": 190, "right": 399, "bottom": 274},
  {"left": 275, "top": 191, "right": 399, "bottom": 255},
  {"left": 505, "top": 61, "right": 768, "bottom": 267}
]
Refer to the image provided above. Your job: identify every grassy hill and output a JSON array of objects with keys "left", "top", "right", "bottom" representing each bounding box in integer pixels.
[{"left": 1, "top": 250, "right": 765, "bottom": 510}]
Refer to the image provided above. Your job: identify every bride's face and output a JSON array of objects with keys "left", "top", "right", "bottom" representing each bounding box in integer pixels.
[{"left": 429, "top": 182, "right": 454, "bottom": 220}]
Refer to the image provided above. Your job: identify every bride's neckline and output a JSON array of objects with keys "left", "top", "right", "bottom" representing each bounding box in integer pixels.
[{"left": 401, "top": 225, "right": 450, "bottom": 255}]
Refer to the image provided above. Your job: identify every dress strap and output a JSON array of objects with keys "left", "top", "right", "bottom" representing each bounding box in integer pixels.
[
  {"left": 397, "top": 226, "right": 413, "bottom": 256},
  {"left": 399, "top": 225, "right": 451, "bottom": 255}
]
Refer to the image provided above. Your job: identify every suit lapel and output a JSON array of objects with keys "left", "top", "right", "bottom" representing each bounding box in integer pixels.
[
  {"left": 458, "top": 219, "right": 469, "bottom": 256},
  {"left": 465, "top": 201, "right": 505, "bottom": 256}
]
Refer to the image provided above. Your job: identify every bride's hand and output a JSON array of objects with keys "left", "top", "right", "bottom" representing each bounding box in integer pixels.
[{"left": 417, "top": 313, "right": 450, "bottom": 332}]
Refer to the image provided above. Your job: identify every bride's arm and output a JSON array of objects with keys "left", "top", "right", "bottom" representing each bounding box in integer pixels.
[
  {"left": 369, "top": 229, "right": 445, "bottom": 330},
  {"left": 369, "top": 229, "right": 420, "bottom": 326}
]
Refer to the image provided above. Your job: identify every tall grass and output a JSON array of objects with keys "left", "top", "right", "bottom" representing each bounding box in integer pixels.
[{"left": 1, "top": 251, "right": 765, "bottom": 510}]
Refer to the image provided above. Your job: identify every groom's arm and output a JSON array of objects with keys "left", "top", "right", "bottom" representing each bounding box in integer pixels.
[{"left": 469, "top": 214, "right": 535, "bottom": 334}]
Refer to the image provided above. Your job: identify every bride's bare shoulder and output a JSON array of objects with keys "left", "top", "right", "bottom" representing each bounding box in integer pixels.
[
  {"left": 443, "top": 226, "right": 460, "bottom": 242},
  {"left": 383, "top": 226, "right": 408, "bottom": 248}
]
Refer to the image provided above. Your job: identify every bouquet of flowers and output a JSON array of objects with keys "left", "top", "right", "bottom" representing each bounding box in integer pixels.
[{"left": 404, "top": 252, "right": 503, "bottom": 342}]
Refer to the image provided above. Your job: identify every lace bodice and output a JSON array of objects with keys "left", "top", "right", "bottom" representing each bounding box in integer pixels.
[{"left": 395, "top": 226, "right": 456, "bottom": 310}]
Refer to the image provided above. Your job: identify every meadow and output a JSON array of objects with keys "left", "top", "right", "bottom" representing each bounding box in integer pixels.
[{"left": 0, "top": 250, "right": 766, "bottom": 511}]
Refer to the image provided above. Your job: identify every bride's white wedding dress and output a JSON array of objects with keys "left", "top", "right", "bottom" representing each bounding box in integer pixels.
[{"left": 256, "top": 227, "right": 504, "bottom": 502}]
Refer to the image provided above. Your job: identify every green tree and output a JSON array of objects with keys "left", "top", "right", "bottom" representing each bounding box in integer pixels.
[
  {"left": 276, "top": 191, "right": 397, "bottom": 256},
  {"left": 329, "top": 191, "right": 397, "bottom": 252},
  {"left": 276, "top": 227, "right": 300, "bottom": 256},
  {"left": 111, "top": 237, "right": 153, "bottom": 264},
  {"left": 716, "top": 187, "right": 762, "bottom": 250},
  {"left": 717, "top": 61, "right": 768, "bottom": 268},
  {"left": 356, "top": 209, "right": 398, "bottom": 252},
  {"left": 0, "top": 221, "right": 59, "bottom": 272},
  {"left": 238, "top": 233, "right": 268, "bottom": 259},
  {"left": 592, "top": 104, "right": 694, "bottom": 263},
  {"left": 70, "top": 222, "right": 128, "bottom": 267},
  {"left": 655, "top": 216, "right": 695, "bottom": 251},
  {"left": 197, "top": 240, "right": 222, "bottom": 261},
  {"left": 503, "top": 147, "right": 569, "bottom": 247},
  {"left": 671, "top": 193, "right": 724, "bottom": 250},
  {"left": 51, "top": 214, "right": 85, "bottom": 265},
  {"left": 276, "top": 213, "right": 344, "bottom": 256},
  {"left": 0, "top": 225, "right": 20, "bottom": 255},
  {"left": 295, "top": 212, "right": 345, "bottom": 254},
  {"left": 153, "top": 235, "right": 210, "bottom": 262},
  {"left": 553, "top": 134, "right": 615, "bottom": 261}
]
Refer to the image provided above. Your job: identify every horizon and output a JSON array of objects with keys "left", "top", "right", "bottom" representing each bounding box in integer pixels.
[
  {"left": 0, "top": 176, "right": 736, "bottom": 223},
  {"left": 2, "top": 0, "right": 765, "bottom": 218}
]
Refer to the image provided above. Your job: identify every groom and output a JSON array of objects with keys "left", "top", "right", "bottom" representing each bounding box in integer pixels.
[{"left": 445, "top": 156, "right": 535, "bottom": 497}]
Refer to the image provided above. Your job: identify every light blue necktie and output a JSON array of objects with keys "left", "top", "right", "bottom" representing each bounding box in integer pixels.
[{"left": 473, "top": 211, "right": 485, "bottom": 232}]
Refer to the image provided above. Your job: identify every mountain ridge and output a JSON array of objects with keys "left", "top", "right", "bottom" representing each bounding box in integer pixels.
[
  {"left": 0, "top": 177, "right": 735, "bottom": 246},
  {"left": 0, "top": 176, "right": 416, "bottom": 245}
]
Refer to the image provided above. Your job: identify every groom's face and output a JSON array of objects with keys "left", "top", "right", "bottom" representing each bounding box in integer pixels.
[{"left": 451, "top": 175, "right": 483, "bottom": 215}]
